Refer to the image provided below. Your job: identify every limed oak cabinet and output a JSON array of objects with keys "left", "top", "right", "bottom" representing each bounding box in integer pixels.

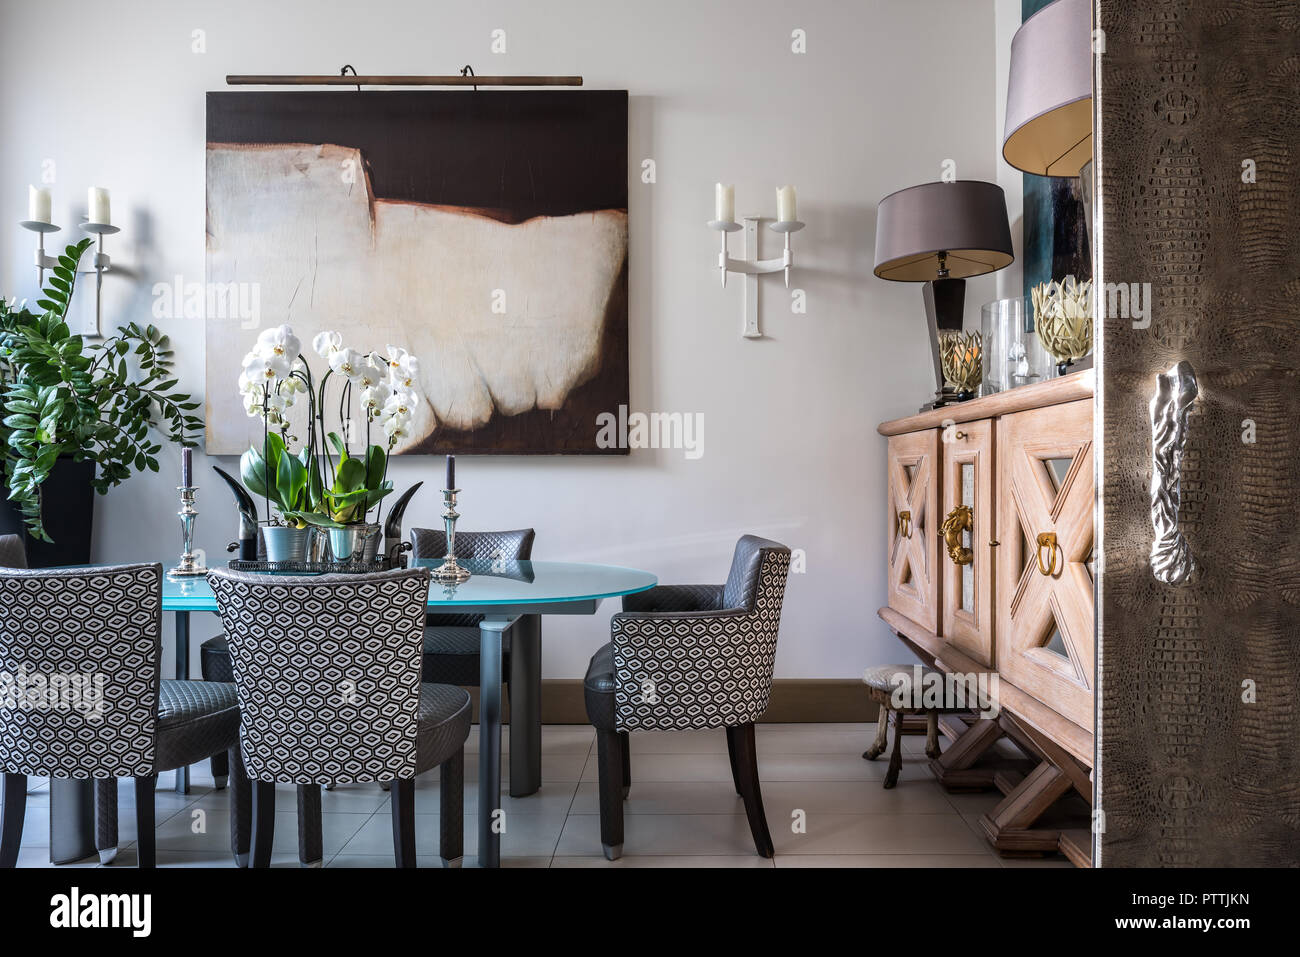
[{"left": 877, "top": 371, "right": 1095, "bottom": 866}]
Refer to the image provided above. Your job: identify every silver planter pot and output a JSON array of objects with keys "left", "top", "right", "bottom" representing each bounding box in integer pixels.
[
  {"left": 329, "top": 523, "right": 381, "bottom": 564},
  {"left": 263, "top": 525, "right": 309, "bottom": 563}
]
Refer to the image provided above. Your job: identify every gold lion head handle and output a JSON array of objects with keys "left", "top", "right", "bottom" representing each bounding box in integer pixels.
[{"left": 940, "top": 505, "right": 973, "bottom": 566}]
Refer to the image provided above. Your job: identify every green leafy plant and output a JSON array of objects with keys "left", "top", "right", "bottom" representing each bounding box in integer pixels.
[
  {"left": 298, "top": 432, "right": 392, "bottom": 528},
  {"left": 0, "top": 238, "right": 200, "bottom": 540},
  {"left": 239, "top": 431, "right": 315, "bottom": 527}
]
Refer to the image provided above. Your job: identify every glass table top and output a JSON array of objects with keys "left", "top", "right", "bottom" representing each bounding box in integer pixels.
[{"left": 160, "top": 559, "right": 658, "bottom": 611}]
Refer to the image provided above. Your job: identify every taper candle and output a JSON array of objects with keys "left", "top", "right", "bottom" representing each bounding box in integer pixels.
[
  {"left": 87, "top": 187, "right": 111, "bottom": 226},
  {"left": 28, "top": 186, "right": 51, "bottom": 224},
  {"left": 776, "top": 185, "right": 797, "bottom": 222},
  {"left": 181, "top": 447, "right": 193, "bottom": 486},
  {"left": 446, "top": 454, "right": 455, "bottom": 490},
  {"left": 715, "top": 183, "right": 735, "bottom": 223}
]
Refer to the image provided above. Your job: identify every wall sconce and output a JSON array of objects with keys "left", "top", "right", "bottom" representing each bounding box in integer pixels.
[
  {"left": 708, "top": 184, "right": 804, "bottom": 339},
  {"left": 19, "top": 185, "right": 119, "bottom": 337}
]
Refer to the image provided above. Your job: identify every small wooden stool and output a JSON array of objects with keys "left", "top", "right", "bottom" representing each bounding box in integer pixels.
[{"left": 861, "top": 664, "right": 962, "bottom": 789}]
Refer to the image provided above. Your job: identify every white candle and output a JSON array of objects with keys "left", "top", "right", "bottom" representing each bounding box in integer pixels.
[
  {"left": 776, "top": 185, "right": 797, "bottom": 223},
  {"left": 28, "top": 186, "right": 52, "bottom": 224},
  {"left": 715, "top": 183, "right": 735, "bottom": 223},
  {"left": 87, "top": 187, "right": 111, "bottom": 226}
]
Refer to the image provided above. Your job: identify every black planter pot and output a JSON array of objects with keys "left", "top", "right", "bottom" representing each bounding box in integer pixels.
[{"left": 0, "top": 457, "right": 96, "bottom": 567}]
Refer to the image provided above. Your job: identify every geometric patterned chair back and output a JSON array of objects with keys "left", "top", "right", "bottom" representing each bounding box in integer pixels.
[
  {"left": 207, "top": 566, "right": 431, "bottom": 786},
  {"left": 612, "top": 536, "right": 792, "bottom": 731},
  {"left": 411, "top": 528, "right": 535, "bottom": 629},
  {"left": 0, "top": 563, "right": 162, "bottom": 778}
]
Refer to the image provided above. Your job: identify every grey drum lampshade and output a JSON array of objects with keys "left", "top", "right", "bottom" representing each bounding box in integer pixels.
[
  {"left": 1003, "top": 0, "right": 1093, "bottom": 176},
  {"left": 873, "top": 181, "right": 1014, "bottom": 282}
]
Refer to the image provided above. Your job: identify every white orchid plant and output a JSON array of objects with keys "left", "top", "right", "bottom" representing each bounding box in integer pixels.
[{"left": 237, "top": 324, "right": 421, "bottom": 529}]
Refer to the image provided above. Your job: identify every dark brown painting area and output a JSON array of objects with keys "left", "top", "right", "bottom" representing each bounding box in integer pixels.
[{"left": 206, "top": 90, "right": 629, "bottom": 455}]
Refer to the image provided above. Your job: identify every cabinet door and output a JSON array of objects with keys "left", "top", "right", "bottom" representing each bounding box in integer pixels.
[
  {"left": 886, "top": 429, "right": 941, "bottom": 633},
  {"left": 995, "top": 399, "right": 1094, "bottom": 730},
  {"left": 940, "top": 419, "right": 996, "bottom": 667}
]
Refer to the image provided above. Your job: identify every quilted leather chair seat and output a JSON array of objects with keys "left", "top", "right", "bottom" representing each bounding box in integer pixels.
[
  {"left": 154, "top": 680, "right": 241, "bottom": 771},
  {"left": 415, "top": 684, "right": 472, "bottom": 774}
]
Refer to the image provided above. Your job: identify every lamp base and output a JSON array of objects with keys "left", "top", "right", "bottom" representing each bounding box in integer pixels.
[{"left": 922, "top": 278, "right": 967, "bottom": 402}]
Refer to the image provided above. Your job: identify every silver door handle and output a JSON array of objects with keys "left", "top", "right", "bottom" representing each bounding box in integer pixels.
[{"left": 1149, "top": 360, "right": 1198, "bottom": 585}]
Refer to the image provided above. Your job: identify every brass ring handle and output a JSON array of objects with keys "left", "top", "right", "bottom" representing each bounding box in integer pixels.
[
  {"left": 940, "top": 505, "right": 973, "bottom": 566},
  {"left": 1035, "top": 532, "right": 1058, "bottom": 576},
  {"left": 897, "top": 510, "right": 912, "bottom": 539}
]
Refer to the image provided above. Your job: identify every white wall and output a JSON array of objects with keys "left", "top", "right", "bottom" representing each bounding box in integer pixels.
[
  {"left": 994, "top": 0, "right": 1026, "bottom": 301},
  {"left": 0, "top": 0, "right": 999, "bottom": 679}
]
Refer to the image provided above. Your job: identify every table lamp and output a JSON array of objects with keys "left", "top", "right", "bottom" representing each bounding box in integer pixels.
[
  {"left": 1003, "top": 0, "right": 1094, "bottom": 232},
  {"left": 873, "top": 180, "right": 1014, "bottom": 408}
]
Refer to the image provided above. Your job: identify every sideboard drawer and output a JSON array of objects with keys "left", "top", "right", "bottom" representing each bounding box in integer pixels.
[
  {"left": 940, "top": 419, "right": 996, "bottom": 667},
  {"left": 886, "top": 429, "right": 941, "bottom": 633}
]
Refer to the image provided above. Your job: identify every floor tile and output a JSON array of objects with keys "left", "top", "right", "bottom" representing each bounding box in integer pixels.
[
  {"left": 555, "top": 812, "right": 763, "bottom": 857},
  {"left": 774, "top": 854, "right": 1000, "bottom": 868},
  {"left": 337, "top": 812, "right": 567, "bottom": 859},
  {"left": 772, "top": 812, "right": 995, "bottom": 857},
  {"left": 552, "top": 855, "right": 774, "bottom": 868}
]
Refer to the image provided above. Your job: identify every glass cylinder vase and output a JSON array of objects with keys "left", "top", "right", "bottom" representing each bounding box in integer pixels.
[{"left": 980, "top": 296, "right": 1052, "bottom": 395}]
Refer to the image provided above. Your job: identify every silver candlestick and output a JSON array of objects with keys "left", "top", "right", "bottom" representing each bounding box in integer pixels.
[
  {"left": 168, "top": 486, "right": 208, "bottom": 577},
  {"left": 432, "top": 487, "right": 471, "bottom": 583}
]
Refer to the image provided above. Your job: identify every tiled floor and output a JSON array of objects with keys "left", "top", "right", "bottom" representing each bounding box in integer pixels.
[{"left": 5, "top": 722, "right": 1077, "bottom": 868}]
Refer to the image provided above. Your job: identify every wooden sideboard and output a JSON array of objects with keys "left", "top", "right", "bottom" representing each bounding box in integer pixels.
[{"left": 877, "top": 370, "right": 1095, "bottom": 866}]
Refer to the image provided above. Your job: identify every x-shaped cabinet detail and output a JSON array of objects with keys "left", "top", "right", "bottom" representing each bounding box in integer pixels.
[
  {"left": 996, "top": 400, "right": 1095, "bottom": 730},
  {"left": 887, "top": 429, "right": 940, "bottom": 633}
]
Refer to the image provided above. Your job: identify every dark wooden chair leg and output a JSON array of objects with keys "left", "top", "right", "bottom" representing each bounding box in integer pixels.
[
  {"left": 440, "top": 750, "right": 464, "bottom": 867},
  {"left": 391, "top": 778, "right": 416, "bottom": 868},
  {"left": 619, "top": 730, "right": 631, "bottom": 799},
  {"left": 595, "top": 729, "right": 625, "bottom": 860},
  {"left": 229, "top": 747, "right": 250, "bottom": 867},
  {"left": 210, "top": 751, "right": 229, "bottom": 790},
  {"left": 251, "top": 780, "right": 275, "bottom": 868},
  {"left": 94, "top": 778, "right": 119, "bottom": 864},
  {"left": 726, "top": 726, "right": 746, "bottom": 795},
  {"left": 884, "top": 710, "right": 905, "bottom": 789},
  {"left": 134, "top": 776, "right": 156, "bottom": 869},
  {"left": 297, "top": 784, "right": 322, "bottom": 867},
  {"left": 732, "top": 722, "right": 774, "bottom": 858},
  {"left": 1, "top": 772, "right": 27, "bottom": 868}
]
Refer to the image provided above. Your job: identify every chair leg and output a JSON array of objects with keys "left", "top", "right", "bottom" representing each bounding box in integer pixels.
[
  {"left": 440, "top": 750, "right": 464, "bottom": 867},
  {"left": 1, "top": 772, "right": 27, "bottom": 868},
  {"left": 863, "top": 703, "right": 890, "bottom": 760},
  {"left": 134, "top": 776, "right": 156, "bottom": 869},
  {"left": 726, "top": 726, "right": 744, "bottom": 795},
  {"left": 884, "top": 710, "right": 905, "bottom": 789},
  {"left": 619, "top": 730, "right": 631, "bottom": 799},
  {"left": 732, "top": 722, "right": 774, "bottom": 858},
  {"left": 251, "top": 781, "right": 275, "bottom": 868},
  {"left": 925, "top": 711, "right": 942, "bottom": 759},
  {"left": 390, "top": 778, "right": 416, "bottom": 868},
  {"left": 210, "top": 751, "right": 229, "bottom": 790},
  {"left": 594, "top": 729, "right": 625, "bottom": 860},
  {"left": 297, "top": 784, "right": 322, "bottom": 867},
  {"left": 229, "top": 747, "right": 251, "bottom": 867},
  {"left": 95, "top": 778, "right": 118, "bottom": 864}
]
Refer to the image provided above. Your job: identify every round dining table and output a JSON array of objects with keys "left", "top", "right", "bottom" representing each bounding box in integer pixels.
[{"left": 50, "top": 558, "right": 656, "bottom": 868}]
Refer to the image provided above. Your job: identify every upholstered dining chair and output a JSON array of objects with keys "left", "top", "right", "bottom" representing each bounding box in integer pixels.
[
  {"left": 208, "top": 566, "right": 471, "bottom": 868},
  {"left": 583, "top": 535, "right": 792, "bottom": 860},
  {"left": 410, "top": 528, "right": 535, "bottom": 688},
  {"left": 0, "top": 563, "right": 246, "bottom": 868}
]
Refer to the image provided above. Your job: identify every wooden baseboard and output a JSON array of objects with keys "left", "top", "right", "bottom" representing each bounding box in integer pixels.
[{"left": 466, "top": 678, "right": 876, "bottom": 725}]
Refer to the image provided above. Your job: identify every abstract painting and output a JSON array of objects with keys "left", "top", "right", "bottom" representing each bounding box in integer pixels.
[{"left": 205, "top": 91, "right": 628, "bottom": 455}]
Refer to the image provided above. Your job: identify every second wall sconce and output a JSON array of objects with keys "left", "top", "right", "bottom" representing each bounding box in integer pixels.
[{"left": 708, "top": 183, "right": 804, "bottom": 339}]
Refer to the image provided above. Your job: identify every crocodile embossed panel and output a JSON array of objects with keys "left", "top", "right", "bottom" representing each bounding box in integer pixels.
[{"left": 1097, "top": 0, "right": 1300, "bottom": 866}]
